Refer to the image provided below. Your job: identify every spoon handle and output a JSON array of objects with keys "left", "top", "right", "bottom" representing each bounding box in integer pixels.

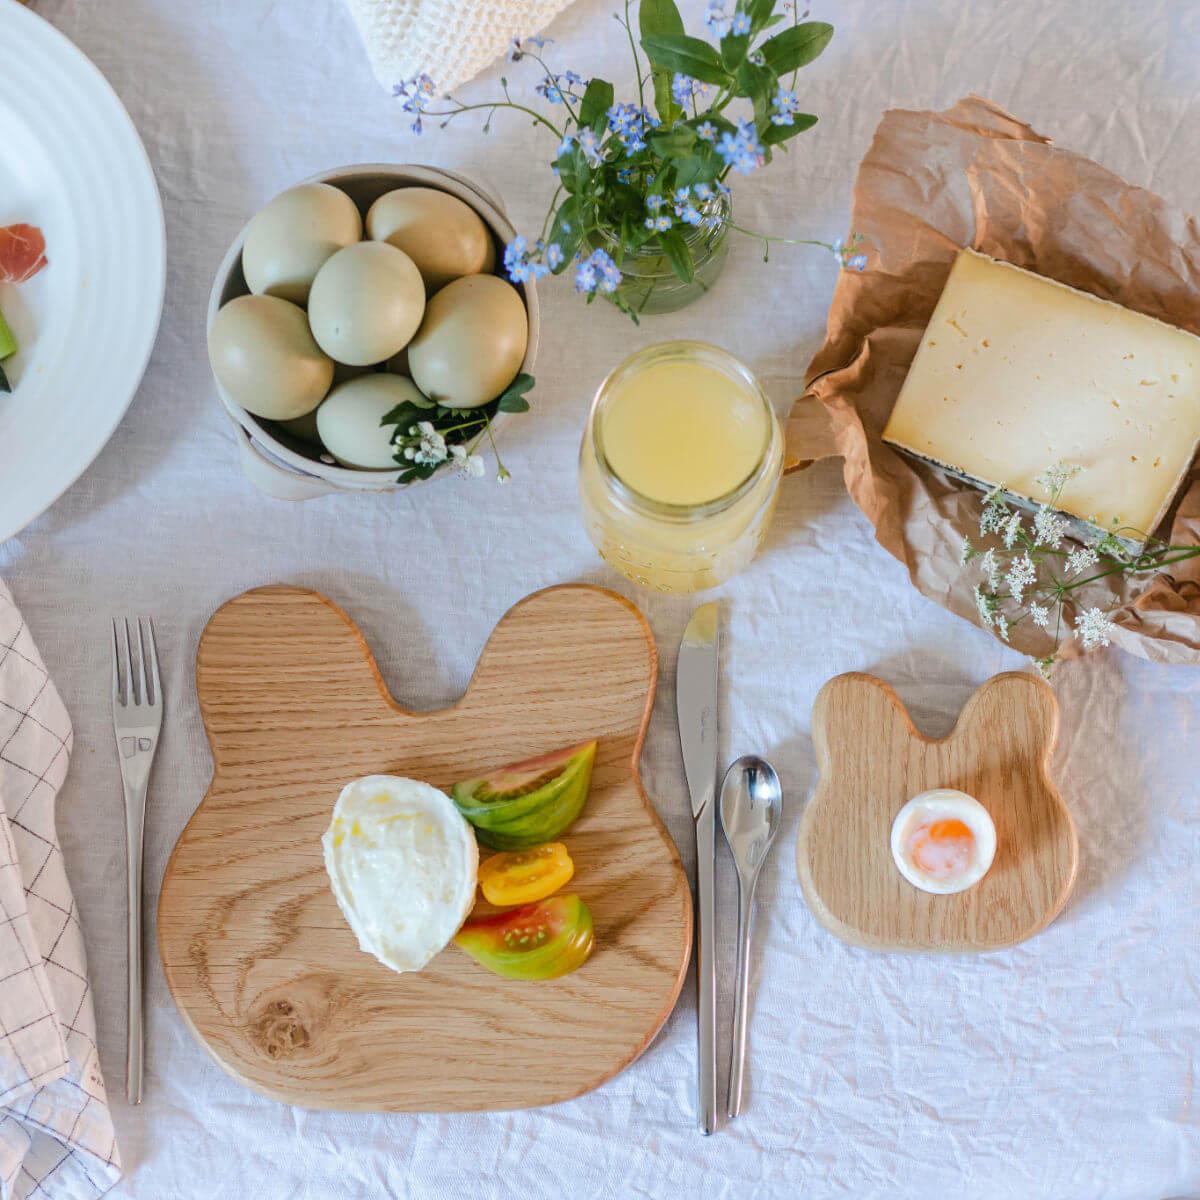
[{"left": 727, "top": 873, "right": 756, "bottom": 1118}]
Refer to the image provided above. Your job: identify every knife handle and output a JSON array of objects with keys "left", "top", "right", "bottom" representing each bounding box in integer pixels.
[{"left": 696, "top": 810, "right": 717, "bottom": 1135}]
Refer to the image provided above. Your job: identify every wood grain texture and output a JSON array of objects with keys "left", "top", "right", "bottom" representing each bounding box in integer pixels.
[
  {"left": 797, "top": 672, "right": 1077, "bottom": 952},
  {"left": 158, "top": 584, "right": 692, "bottom": 1112}
]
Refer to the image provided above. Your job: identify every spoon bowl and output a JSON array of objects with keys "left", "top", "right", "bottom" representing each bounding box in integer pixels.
[{"left": 720, "top": 756, "right": 783, "bottom": 880}]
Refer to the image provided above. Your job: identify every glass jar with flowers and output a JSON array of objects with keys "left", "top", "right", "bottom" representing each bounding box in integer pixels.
[{"left": 394, "top": 0, "right": 867, "bottom": 319}]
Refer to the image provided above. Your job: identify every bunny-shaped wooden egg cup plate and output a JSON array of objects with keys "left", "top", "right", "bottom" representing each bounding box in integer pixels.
[
  {"left": 797, "top": 672, "right": 1078, "bottom": 952},
  {"left": 158, "top": 585, "right": 692, "bottom": 1112}
]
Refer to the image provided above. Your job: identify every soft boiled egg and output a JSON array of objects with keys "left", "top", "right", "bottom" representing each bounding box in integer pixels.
[
  {"left": 890, "top": 789, "right": 996, "bottom": 895},
  {"left": 322, "top": 776, "right": 478, "bottom": 974}
]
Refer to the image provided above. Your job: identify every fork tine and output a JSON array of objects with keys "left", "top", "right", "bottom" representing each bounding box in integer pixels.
[
  {"left": 123, "top": 618, "right": 139, "bottom": 706},
  {"left": 142, "top": 618, "right": 160, "bottom": 708},
  {"left": 111, "top": 619, "right": 123, "bottom": 706}
]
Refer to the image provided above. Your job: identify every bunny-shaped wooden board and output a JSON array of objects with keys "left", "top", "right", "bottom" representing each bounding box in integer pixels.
[
  {"left": 158, "top": 585, "right": 692, "bottom": 1112},
  {"left": 797, "top": 672, "right": 1078, "bottom": 952}
]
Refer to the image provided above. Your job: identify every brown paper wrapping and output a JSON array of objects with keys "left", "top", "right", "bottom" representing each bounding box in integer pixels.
[{"left": 786, "top": 95, "right": 1200, "bottom": 665}]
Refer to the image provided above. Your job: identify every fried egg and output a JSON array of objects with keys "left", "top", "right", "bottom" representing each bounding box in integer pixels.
[
  {"left": 890, "top": 788, "right": 997, "bottom": 895},
  {"left": 322, "top": 776, "right": 478, "bottom": 974}
]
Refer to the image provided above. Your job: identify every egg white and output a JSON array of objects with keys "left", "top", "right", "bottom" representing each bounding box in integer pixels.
[
  {"left": 890, "top": 788, "right": 997, "bottom": 895},
  {"left": 322, "top": 775, "right": 478, "bottom": 974}
]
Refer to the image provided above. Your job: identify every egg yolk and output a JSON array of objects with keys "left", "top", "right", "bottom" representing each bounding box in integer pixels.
[{"left": 907, "top": 818, "right": 975, "bottom": 879}]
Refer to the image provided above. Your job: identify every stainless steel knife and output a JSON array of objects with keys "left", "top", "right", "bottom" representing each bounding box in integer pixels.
[{"left": 677, "top": 602, "right": 719, "bottom": 1135}]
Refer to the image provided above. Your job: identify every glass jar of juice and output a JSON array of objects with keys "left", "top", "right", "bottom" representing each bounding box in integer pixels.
[{"left": 578, "top": 341, "right": 783, "bottom": 594}]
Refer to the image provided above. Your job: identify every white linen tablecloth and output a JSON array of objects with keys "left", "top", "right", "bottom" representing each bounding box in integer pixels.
[{"left": 2, "top": 0, "right": 1199, "bottom": 1196}]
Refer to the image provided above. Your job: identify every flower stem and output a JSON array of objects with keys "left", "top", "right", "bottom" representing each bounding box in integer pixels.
[{"left": 428, "top": 99, "right": 563, "bottom": 139}]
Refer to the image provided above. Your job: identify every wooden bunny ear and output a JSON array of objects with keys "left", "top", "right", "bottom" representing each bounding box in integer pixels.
[
  {"left": 461, "top": 584, "right": 656, "bottom": 755},
  {"left": 952, "top": 672, "right": 1059, "bottom": 762},
  {"left": 196, "top": 587, "right": 396, "bottom": 767},
  {"left": 810, "top": 673, "right": 920, "bottom": 775}
]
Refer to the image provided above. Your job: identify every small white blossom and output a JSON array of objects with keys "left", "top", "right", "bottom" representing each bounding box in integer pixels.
[
  {"left": 1002, "top": 512, "right": 1023, "bottom": 549},
  {"left": 1005, "top": 553, "right": 1037, "bottom": 604},
  {"left": 1065, "top": 545, "right": 1099, "bottom": 575},
  {"left": 1036, "top": 461, "right": 1081, "bottom": 496},
  {"left": 996, "top": 614, "right": 1010, "bottom": 642},
  {"left": 980, "top": 497, "right": 1007, "bottom": 536},
  {"left": 1033, "top": 506, "right": 1067, "bottom": 549},
  {"left": 959, "top": 537, "right": 974, "bottom": 566},
  {"left": 1029, "top": 602, "right": 1051, "bottom": 628},
  {"left": 974, "top": 585, "right": 996, "bottom": 628},
  {"left": 977, "top": 548, "right": 1001, "bottom": 589},
  {"left": 1075, "top": 606, "right": 1117, "bottom": 650},
  {"left": 1035, "top": 657, "right": 1055, "bottom": 679},
  {"left": 413, "top": 428, "right": 448, "bottom": 465},
  {"left": 449, "top": 444, "right": 486, "bottom": 478}
]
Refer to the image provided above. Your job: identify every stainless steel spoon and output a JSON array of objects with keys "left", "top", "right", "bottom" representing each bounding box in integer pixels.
[{"left": 719, "top": 755, "right": 783, "bottom": 1120}]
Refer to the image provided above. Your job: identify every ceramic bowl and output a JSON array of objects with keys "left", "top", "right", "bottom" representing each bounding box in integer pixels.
[{"left": 207, "top": 163, "right": 540, "bottom": 500}]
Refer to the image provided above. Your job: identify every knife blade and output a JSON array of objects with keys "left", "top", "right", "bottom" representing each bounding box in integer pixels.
[{"left": 677, "top": 602, "right": 719, "bottom": 1135}]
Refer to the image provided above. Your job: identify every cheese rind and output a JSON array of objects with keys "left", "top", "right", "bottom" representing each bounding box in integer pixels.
[{"left": 882, "top": 248, "right": 1200, "bottom": 541}]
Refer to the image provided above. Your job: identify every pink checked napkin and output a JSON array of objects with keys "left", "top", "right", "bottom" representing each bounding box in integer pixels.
[{"left": 0, "top": 582, "right": 119, "bottom": 1199}]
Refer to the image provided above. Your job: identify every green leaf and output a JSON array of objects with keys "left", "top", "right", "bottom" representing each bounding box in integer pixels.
[
  {"left": 720, "top": 32, "right": 750, "bottom": 70},
  {"left": 548, "top": 198, "right": 584, "bottom": 267},
  {"left": 648, "top": 124, "right": 697, "bottom": 158},
  {"left": 748, "top": 0, "right": 775, "bottom": 28},
  {"left": 762, "top": 112, "right": 818, "bottom": 144},
  {"left": 651, "top": 73, "right": 684, "bottom": 125},
  {"left": 578, "top": 78, "right": 614, "bottom": 131},
  {"left": 555, "top": 147, "right": 588, "bottom": 195},
  {"left": 733, "top": 58, "right": 775, "bottom": 102},
  {"left": 658, "top": 229, "right": 695, "bottom": 283},
  {"left": 640, "top": 33, "right": 730, "bottom": 85},
  {"left": 638, "top": 0, "right": 684, "bottom": 37},
  {"left": 759, "top": 21, "right": 834, "bottom": 75},
  {"left": 672, "top": 147, "right": 722, "bottom": 188},
  {"left": 640, "top": 0, "right": 686, "bottom": 124},
  {"left": 497, "top": 373, "right": 535, "bottom": 413}
]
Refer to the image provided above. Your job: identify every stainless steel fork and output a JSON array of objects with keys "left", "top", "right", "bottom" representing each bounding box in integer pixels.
[{"left": 110, "top": 617, "right": 161, "bottom": 1106}]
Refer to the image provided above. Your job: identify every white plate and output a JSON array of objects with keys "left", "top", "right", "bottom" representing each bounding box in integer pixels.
[{"left": 0, "top": 2, "right": 165, "bottom": 542}]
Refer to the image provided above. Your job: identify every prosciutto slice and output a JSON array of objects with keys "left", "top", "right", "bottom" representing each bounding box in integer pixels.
[{"left": 0, "top": 224, "right": 48, "bottom": 284}]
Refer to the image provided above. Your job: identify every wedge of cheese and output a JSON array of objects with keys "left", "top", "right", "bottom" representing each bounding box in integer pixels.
[{"left": 883, "top": 248, "right": 1200, "bottom": 542}]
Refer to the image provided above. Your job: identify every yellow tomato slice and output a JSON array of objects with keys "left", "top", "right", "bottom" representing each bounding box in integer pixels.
[{"left": 478, "top": 842, "right": 574, "bottom": 906}]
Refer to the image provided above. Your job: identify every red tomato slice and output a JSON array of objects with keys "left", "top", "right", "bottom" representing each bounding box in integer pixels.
[
  {"left": 454, "top": 894, "right": 594, "bottom": 980},
  {"left": 0, "top": 224, "right": 48, "bottom": 284}
]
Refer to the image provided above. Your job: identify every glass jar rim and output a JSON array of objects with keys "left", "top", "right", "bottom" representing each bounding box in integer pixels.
[{"left": 587, "top": 340, "right": 779, "bottom": 523}]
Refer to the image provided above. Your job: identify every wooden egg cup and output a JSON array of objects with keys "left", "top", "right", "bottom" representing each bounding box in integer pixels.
[{"left": 797, "top": 672, "right": 1078, "bottom": 951}]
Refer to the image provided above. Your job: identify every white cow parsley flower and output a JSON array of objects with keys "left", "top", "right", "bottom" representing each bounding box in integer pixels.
[
  {"left": 1065, "top": 546, "right": 1099, "bottom": 575},
  {"left": 1075, "top": 607, "right": 1117, "bottom": 650},
  {"left": 1005, "top": 553, "right": 1037, "bottom": 604},
  {"left": 1033, "top": 506, "right": 1067, "bottom": 549},
  {"left": 1036, "top": 461, "right": 1081, "bottom": 495},
  {"left": 1029, "top": 602, "right": 1051, "bottom": 628},
  {"left": 978, "top": 548, "right": 1001, "bottom": 590},
  {"left": 1002, "top": 512, "right": 1023, "bottom": 549},
  {"left": 973, "top": 585, "right": 997, "bottom": 628}
]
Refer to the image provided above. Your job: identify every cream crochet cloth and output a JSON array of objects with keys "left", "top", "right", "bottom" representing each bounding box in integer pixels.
[{"left": 344, "top": 0, "right": 577, "bottom": 93}]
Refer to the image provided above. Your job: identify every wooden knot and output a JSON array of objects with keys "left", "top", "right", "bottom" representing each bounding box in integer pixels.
[{"left": 249, "top": 998, "right": 311, "bottom": 1060}]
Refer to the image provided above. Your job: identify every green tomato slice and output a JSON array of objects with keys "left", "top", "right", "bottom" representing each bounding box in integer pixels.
[{"left": 454, "top": 894, "right": 594, "bottom": 980}]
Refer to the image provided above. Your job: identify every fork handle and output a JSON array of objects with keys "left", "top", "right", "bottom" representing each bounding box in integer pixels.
[{"left": 123, "top": 778, "right": 146, "bottom": 1105}]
